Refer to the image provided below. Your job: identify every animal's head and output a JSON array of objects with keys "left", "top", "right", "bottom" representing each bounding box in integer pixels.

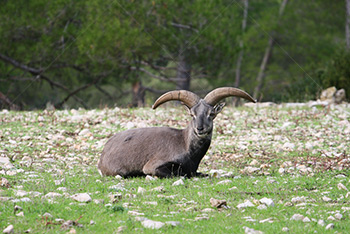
[{"left": 152, "top": 87, "right": 256, "bottom": 138}]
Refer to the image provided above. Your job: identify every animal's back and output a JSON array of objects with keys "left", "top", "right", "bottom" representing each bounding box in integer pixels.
[{"left": 98, "top": 127, "right": 185, "bottom": 176}]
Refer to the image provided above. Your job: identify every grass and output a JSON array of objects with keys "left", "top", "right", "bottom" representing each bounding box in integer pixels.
[{"left": 1, "top": 104, "right": 350, "bottom": 233}]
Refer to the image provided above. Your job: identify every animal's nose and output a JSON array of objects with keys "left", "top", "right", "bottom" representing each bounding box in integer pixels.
[{"left": 197, "top": 126, "right": 204, "bottom": 132}]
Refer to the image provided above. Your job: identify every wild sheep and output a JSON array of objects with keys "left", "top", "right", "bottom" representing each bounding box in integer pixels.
[{"left": 98, "top": 87, "right": 256, "bottom": 177}]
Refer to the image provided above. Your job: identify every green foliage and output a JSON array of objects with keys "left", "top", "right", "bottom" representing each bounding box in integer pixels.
[{"left": 0, "top": 0, "right": 348, "bottom": 108}]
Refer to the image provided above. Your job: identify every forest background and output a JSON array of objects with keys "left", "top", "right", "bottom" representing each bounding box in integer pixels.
[{"left": 1, "top": 0, "right": 350, "bottom": 110}]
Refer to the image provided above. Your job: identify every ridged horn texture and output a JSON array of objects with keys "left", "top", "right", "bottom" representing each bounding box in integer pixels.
[
  {"left": 204, "top": 87, "right": 256, "bottom": 106},
  {"left": 152, "top": 90, "right": 201, "bottom": 109}
]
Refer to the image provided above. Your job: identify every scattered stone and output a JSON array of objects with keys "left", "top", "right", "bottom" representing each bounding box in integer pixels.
[
  {"left": 202, "top": 208, "right": 215, "bottom": 212},
  {"left": 115, "top": 175, "right": 123, "bottom": 180},
  {"left": 128, "top": 211, "right": 144, "bottom": 216},
  {"left": 14, "top": 205, "right": 22, "bottom": 211},
  {"left": 144, "top": 201, "right": 158, "bottom": 206},
  {"left": 210, "top": 198, "right": 227, "bottom": 208},
  {"left": 172, "top": 179, "right": 184, "bottom": 186},
  {"left": 325, "top": 223, "right": 334, "bottom": 230},
  {"left": 257, "top": 204, "right": 267, "bottom": 210},
  {"left": 151, "top": 186, "right": 165, "bottom": 192},
  {"left": 71, "top": 193, "right": 92, "bottom": 203},
  {"left": 0, "top": 157, "right": 14, "bottom": 169},
  {"left": 243, "top": 226, "right": 264, "bottom": 234},
  {"left": 93, "top": 199, "right": 104, "bottom": 204},
  {"left": 259, "top": 198, "right": 274, "bottom": 207},
  {"left": 145, "top": 175, "right": 156, "bottom": 181},
  {"left": 16, "top": 211, "right": 24, "bottom": 217},
  {"left": 322, "top": 196, "right": 332, "bottom": 202},
  {"left": 291, "top": 196, "right": 306, "bottom": 204},
  {"left": 141, "top": 219, "right": 165, "bottom": 229},
  {"left": 317, "top": 219, "right": 325, "bottom": 226},
  {"left": 165, "top": 221, "right": 180, "bottom": 226},
  {"left": 284, "top": 202, "right": 293, "bottom": 207},
  {"left": 216, "top": 179, "right": 232, "bottom": 185},
  {"left": 108, "top": 183, "right": 125, "bottom": 191},
  {"left": 195, "top": 216, "right": 209, "bottom": 221},
  {"left": 44, "top": 192, "right": 62, "bottom": 199},
  {"left": 337, "top": 182, "right": 348, "bottom": 191},
  {"left": 15, "top": 190, "right": 28, "bottom": 197},
  {"left": 334, "top": 213, "right": 343, "bottom": 220},
  {"left": 116, "top": 226, "right": 126, "bottom": 233},
  {"left": 42, "top": 212, "right": 53, "bottom": 218},
  {"left": 278, "top": 168, "right": 285, "bottom": 174},
  {"left": 3, "top": 225, "right": 14, "bottom": 234},
  {"left": 302, "top": 217, "right": 311, "bottom": 223},
  {"left": 282, "top": 227, "right": 289, "bottom": 232},
  {"left": 242, "top": 166, "right": 260, "bottom": 174},
  {"left": 290, "top": 214, "right": 304, "bottom": 221},
  {"left": 78, "top": 129, "right": 91, "bottom": 136},
  {"left": 237, "top": 200, "right": 255, "bottom": 209},
  {"left": 327, "top": 215, "right": 336, "bottom": 221},
  {"left": 1, "top": 177, "right": 10, "bottom": 187},
  {"left": 137, "top": 187, "right": 146, "bottom": 194},
  {"left": 89, "top": 220, "right": 95, "bottom": 225}
]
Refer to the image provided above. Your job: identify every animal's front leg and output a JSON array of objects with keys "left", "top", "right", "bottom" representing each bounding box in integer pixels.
[{"left": 143, "top": 158, "right": 187, "bottom": 178}]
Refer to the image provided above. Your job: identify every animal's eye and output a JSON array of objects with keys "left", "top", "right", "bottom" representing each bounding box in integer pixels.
[{"left": 209, "top": 112, "right": 216, "bottom": 118}]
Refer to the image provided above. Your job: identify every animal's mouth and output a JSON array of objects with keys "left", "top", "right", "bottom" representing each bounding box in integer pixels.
[{"left": 195, "top": 130, "right": 210, "bottom": 138}]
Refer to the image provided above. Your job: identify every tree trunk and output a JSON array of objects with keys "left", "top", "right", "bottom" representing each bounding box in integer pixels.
[
  {"left": 253, "top": 0, "right": 288, "bottom": 100},
  {"left": 176, "top": 53, "right": 191, "bottom": 90},
  {"left": 233, "top": 0, "right": 249, "bottom": 106},
  {"left": 346, "top": 0, "right": 350, "bottom": 50},
  {"left": 131, "top": 81, "right": 145, "bottom": 107}
]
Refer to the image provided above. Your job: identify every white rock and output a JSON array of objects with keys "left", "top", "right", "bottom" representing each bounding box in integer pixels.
[
  {"left": 259, "top": 198, "right": 274, "bottom": 207},
  {"left": 335, "top": 213, "right": 343, "bottom": 220},
  {"left": 216, "top": 179, "right": 232, "bottom": 185},
  {"left": 79, "top": 129, "right": 91, "bottom": 136},
  {"left": 327, "top": 215, "right": 336, "bottom": 221},
  {"left": 0, "top": 157, "right": 14, "bottom": 169},
  {"left": 282, "top": 142, "right": 295, "bottom": 150},
  {"left": 128, "top": 211, "right": 144, "bottom": 216},
  {"left": 3, "top": 225, "right": 14, "bottom": 234},
  {"left": 278, "top": 168, "right": 285, "bottom": 174},
  {"left": 71, "top": 193, "right": 92, "bottom": 203},
  {"left": 137, "top": 187, "right": 146, "bottom": 194},
  {"left": 282, "top": 227, "right": 289, "bottom": 232},
  {"left": 42, "top": 212, "right": 53, "bottom": 218},
  {"left": 15, "top": 190, "right": 28, "bottom": 197},
  {"left": 145, "top": 175, "right": 156, "bottom": 181},
  {"left": 125, "top": 122, "right": 135, "bottom": 129},
  {"left": 165, "top": 221, "right": 180, "bottom": 226},
  {"left": 322, "top": 196, "right": 332, "bottom": 202},
  {"left": 141, "top": 219, "right": 165, "bottom": 229},
  {"left": 237, "top": 200, "right": 255, "bottom": 209},
  {"left": 325, "top": 223, "right": 334, "bottom": 230},
  {"left": 317, "top": 219, "right": 325, "bottom": 226},
  {"left": 337, "top": 183, "right": 348, "bottom": 191},
  {"left": 15, "top": 212, "right": 24, "bottom": 217},
  {"left": 291, "top": 196, "right": 306, "bottom": 204},
  {"left": 172, "top": 179, "right": 184, "bottom": 186},
  {"left": 257, "top": 204, "right": 267, "bottom": 210},
  {"left": 290, "top": 214, "right": 304, "bottom": 221},
  {"left": 242, "top": 166, "right": 260, "bottom": 174},
  {"left": 115, "top": 175, "right": 123, "bottom": 180},
  {"left": 302, "top": 217, "right": 311, "bottom": 223},
  {"left": 243, "top": 226, "right": 264, "bottom": 234},
  {"left": 44, "top": 192, "right": 62, "bottom": 199}
]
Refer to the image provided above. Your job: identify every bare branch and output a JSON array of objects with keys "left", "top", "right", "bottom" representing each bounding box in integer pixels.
[{"left": 170, "top": 22, "right": 199, "bottom": 33}]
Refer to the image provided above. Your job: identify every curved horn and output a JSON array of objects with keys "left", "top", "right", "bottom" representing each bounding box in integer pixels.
[
  {"left": 204, "top": 87, "right": 256, "bottom": 106},
  {"left": 152, "top": 90, "right": 201, "bottom": 109}
]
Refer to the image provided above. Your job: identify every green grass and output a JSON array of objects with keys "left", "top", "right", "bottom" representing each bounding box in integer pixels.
[{"left": 1, "top": 105, "right": 350, "bottom": 233}]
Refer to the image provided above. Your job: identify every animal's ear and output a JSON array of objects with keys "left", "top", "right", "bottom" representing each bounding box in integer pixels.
[{"left": 213, "top": 102, "right": 225, "bottom": 116}]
